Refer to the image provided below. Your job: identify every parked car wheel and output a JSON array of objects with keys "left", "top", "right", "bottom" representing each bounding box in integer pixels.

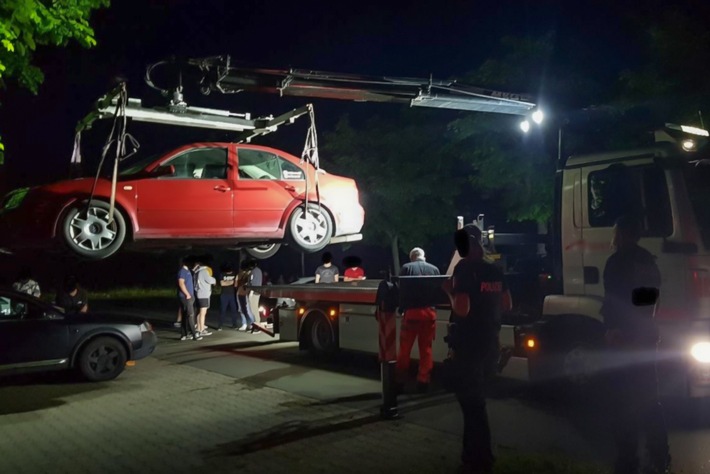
[
  {"left": 244, "top": 243, "right": 281, "bottom": 260},
  {"left": 77, "top": 336, "right": 128, "bottom": 382},
  {"left": 61, "top": 200, "right": 127, "bottom": 260},
  {"left": 288, "top": 204, "right": 333, "bottom": 253}
]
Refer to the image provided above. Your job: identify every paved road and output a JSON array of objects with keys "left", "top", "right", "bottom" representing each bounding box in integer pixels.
[{"left": 2, "top": 313, "right": 710, "bottom": 473}]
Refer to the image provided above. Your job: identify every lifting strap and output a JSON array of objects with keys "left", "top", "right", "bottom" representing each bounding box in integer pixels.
[
  {"left": 86, "top": 83, "right": 139, "bottom": 223},
  {"left": 300, "top": 104, "right": 321, "bottom": 216}
]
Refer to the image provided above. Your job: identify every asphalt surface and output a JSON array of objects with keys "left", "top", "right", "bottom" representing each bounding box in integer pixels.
[{"left": 3, "top": 304, "right": 710, "bottom": 473}]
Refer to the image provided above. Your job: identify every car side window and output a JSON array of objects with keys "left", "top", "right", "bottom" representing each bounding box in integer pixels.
[
  {"left": 158, "top": 147, "right": 228, "bottom": 179},
  {"left": 238, "top": 149, "right": 305, "bottom": 180},
  {"left": 0, "top": 295, "right": 43, "bottom": 320},
  {"left": 588, "top": 164, "right": 672, "bottom": 236}
]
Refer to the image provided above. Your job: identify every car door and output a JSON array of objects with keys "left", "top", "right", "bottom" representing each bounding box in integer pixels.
[
  {"left": 0, "top": 292, "right": 70, "bottom": 368},
  {"left": 135, "top": 146, "right": 234, "bottom": 237},
  {"left": 234, "top": 147, "right": 306, "bottom": 236}
]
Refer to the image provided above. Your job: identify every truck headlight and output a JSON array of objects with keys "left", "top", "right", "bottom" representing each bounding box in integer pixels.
[{"left": 691, "top": 342, "right": 710, "bottom": 363}]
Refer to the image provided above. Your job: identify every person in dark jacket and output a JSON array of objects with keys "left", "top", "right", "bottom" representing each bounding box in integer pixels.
[
  {"left": 55, "top": 275, "right": 88, "bottom": 314},
  {"left": 601, "top": 215, "right": 670, "bottom": 474},
  {"left": 442, "top": 225, "right": 512, "bottom": 474}
]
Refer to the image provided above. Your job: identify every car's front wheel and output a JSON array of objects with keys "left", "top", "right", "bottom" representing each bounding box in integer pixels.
[
  {"left": 77, "top": 337, "right": 128, "bottom": 382},
  {"left": 61, "top": 200, "right": 127, "bottom": 260},
  {"left": 244, "top": 243, "right": 281, "bottom": 260},
  {"left": 287, "top": 204, "right": 333, "bottom": 253}
]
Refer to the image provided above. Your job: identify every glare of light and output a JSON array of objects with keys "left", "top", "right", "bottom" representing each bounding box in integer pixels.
[
  {"left": 681, "top": 125, "right": 710, "bottom": 137},
  {"left": 329, "top": 308, "right": 337, "bottom": 318},
  {"left": 526, "top": 338, "right": 536, "bottom": 349},
  {"left": 298, "top": 307, "right": 306, "bottom": 316},
  {"left": 691, "top": 342, "right": 710, "bottom": 363},
  {"left": 532, "top": 110, "right": 544, "bottom": 124},
  {"left": 520, "top": 120, "right": 531, "bottom": 133},
  {"left": 682, "top": 139, "right": 696, "bottom": 151}
]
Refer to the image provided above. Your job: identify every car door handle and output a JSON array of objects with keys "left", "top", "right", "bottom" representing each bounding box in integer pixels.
[
  {"left": 284, "top": 185, "right": 296, "bottom": 192},
  {"left": 213, "top": 185, "right": 231, "bottom": 192}
]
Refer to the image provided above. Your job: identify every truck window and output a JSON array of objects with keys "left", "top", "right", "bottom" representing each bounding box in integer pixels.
[
  {"left": 588, "top": 165, "right": 672, "bottom": 237},
  {"left": 685, "top": 162, "right": 710, "bottom": 249}
]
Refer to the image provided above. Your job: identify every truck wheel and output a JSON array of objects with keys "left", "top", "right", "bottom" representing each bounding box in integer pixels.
[
  {"left": 77, "top": 337, "right": 127, "bottom": 382},
  {"left": 244, "top": 243, "right": 281, "bottom": 260},
  {"left": 62, "top": 200, "right": 127, "bottom": 260},
  {"left": 561, "top": 341, "right": 600, "bottom": 387},
  {"left": 307, "top": 314, "right": 337, "bottom": 354},
  {"left": 288, "top": 204, "right": 333, "bottom": 253}
]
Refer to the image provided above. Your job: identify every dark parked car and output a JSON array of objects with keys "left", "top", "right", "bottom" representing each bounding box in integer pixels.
[{"left": 0, "top": 288, "right": 157, "bottom": 381}]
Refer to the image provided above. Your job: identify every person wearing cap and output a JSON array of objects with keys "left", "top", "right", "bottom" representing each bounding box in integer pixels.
[
  {"left": 442, "top": 224, "right": 512, "bottom": 474},
  {"left": 396, "top": 247, "right": 440, "bottom": 393}
]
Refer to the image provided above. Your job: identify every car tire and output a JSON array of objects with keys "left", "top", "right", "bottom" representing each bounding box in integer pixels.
[
  {"left": 287, "top": 204, "right": 333, "bottom": 253},
  {"left": 244, "top": 243, "right": 281, "bottom": 260},
  {"left": 61, "top": 200, "right": 127, "bottom": 260},
  {"left": 77, "top": 336, "right": 127, "bottom": 382}
]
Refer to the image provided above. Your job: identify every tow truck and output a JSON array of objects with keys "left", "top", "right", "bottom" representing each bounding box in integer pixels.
[{"left": 256, "top": 129, "right": 710, "bottom": 400}]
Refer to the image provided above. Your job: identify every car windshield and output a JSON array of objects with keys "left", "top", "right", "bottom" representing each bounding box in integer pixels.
[{"left": 684, "top": 160, "right": 710, "bottom": 250}]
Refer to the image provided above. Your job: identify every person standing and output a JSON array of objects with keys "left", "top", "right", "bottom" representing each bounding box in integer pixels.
[
  {"left": 601, "top": 216, "right": 670, "bottom": 474},
  {"left": 12, "top": 267, "right": 41, "bottom": 298},
  {"left": 55, "top": 275, "right": 89, "bottom": 314},
  {"left": 217, "top": 263, "right": 238, "bottom": 330},
  {"left": 315, "top": 252, "right": 339, "bottom": 283},
  {"left": 194, "top": 256, "right": 216, "bottom": 336},
  {"left": 247, "top": 259, "right": 263, "bottom": 323},
  {"left": 177, "top": 256, "right": 201, "bottom": 341},
  {"left": 442, "top": 225, "right": 512, "bottom": 474},
  {"left": 235, "top": 259, "right": 255, "bottom": 331},
  {"left": 395, "top": 247, "right": 440, "bottom": 392}
]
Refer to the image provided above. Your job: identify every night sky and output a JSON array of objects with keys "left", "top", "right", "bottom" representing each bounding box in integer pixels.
[
  {"left": 2, "top": 0, "right": 705, "bottom": 285},
  {"left": 0, "top": 0, "right": 652, "bottom": 189}
]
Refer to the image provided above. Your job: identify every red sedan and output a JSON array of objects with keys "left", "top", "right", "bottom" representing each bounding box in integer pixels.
[{"left": 0, "top": 143, "right": 364, "bottom": 260}]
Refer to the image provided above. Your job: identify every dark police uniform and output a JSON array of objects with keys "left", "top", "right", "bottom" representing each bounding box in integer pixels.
[
  {"left": 449, "top": 257, "right": 507, "bottom": 473},
  {"left": 602, "top": 243, "right": 670, "bottom": 474}
]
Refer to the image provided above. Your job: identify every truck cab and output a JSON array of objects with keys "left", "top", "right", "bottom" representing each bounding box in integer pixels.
[{"left": 532, "top": 140, "right": 710, "bottom": 397}]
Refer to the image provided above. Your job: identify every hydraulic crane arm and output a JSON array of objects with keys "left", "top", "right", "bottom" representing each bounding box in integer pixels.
[{"left": 177, "top": 55, "right": 536, "bottom": 116}]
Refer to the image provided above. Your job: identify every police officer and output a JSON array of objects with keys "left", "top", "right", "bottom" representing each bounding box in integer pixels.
[
  {"left": 602, "top": 216, "right": 670, "bottom": 474},
  {"left": 442, "top": 225, "right": 512, "bottom": 474},
  {"left": 396, "top": 247, "right": 440, "bottom": 393}
]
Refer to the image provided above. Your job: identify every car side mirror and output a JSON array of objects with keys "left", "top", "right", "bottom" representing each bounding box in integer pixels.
[
  {"left": 632, "top": 287, "right": 659, "bottom": 306},
  {"left": 154, "top": 164, "right": 175, "bottom": 177}
]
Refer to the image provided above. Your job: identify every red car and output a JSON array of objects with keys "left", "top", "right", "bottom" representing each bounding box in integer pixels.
[{"left": 0, "top": 143, "right": 364, "bottom": 260}]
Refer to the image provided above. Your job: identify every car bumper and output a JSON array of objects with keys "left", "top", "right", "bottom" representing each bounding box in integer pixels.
[{"left": 132, "top": 330, "right": 158, "bottom": 360}]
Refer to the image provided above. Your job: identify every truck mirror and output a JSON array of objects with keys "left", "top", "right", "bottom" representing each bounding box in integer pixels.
[{"left": 632, "top": 287, "right": 659, "bottom": 306}]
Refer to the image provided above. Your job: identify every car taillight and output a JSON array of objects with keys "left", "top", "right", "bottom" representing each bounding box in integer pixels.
[{"left": 691, "top": 269, "right": 710, "bottom": 298}]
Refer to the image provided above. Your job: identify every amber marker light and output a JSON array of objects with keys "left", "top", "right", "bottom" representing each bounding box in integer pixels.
[
  {"left": 329, "top": 308, "right": 338, "bottom": 318},
  {"left": 298, "top": 307, "right": 306, "bottom": 316},
  {"left": 526, "top": 338, "right": 537, "bottom": 349}
]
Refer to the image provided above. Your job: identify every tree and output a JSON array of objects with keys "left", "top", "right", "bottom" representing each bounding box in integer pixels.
[
  {"left": 323, "top": 111, "right": 464, "bottom": 273},
  {"left": 0, "top": 0, "right": 109, "bottom": 164}
]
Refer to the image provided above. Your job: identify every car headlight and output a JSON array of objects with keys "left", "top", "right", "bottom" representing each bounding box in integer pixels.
[
  {"left": 691, "top": 342, "right": 710, "bottom": 363},
  {"left": 140, "top": 321, "right": 153, "bottom": 332}
]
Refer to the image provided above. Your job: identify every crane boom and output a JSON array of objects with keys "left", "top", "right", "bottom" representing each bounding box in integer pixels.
[{"left": 181, "top": 55, "right": 537, "bottom": 116}]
